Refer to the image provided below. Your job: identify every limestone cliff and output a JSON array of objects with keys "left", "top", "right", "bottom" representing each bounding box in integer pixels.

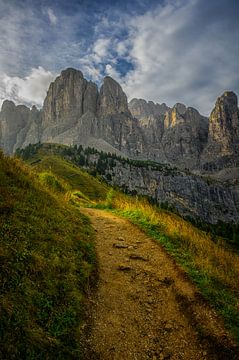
[
  {"left": 102, "top": 159, "right": 239, "bottom": 224},
  {"left": 0, "top": 100, "right": 38, "bottom": 154},
  {"left": 161, "top": 105, "right": 208, "bottom": 168},
  {"left": 129, "top": 99, "right": 209, "bottom": 168},
  {"left": 129, "top": 98, "right": 169, "bottom": 120},
  {"left": 98, "top": 76, "right": 129, "bottom": 117},
  {"left": 202, "top": 91, "right": 239, "bottom": 163}
]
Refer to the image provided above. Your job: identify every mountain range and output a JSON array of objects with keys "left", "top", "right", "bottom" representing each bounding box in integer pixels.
[{"left": 1, "top": 67, "right": 239, "bottom": 224}]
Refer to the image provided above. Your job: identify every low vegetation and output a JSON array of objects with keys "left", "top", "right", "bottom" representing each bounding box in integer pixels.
[{"left": 0, "top": 150, "right": 97, "bottom": 359}]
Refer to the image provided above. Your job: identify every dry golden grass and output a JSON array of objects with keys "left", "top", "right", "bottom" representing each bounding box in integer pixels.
[{"left": 106, "top": 192, "right": 239, "bottom": 293}]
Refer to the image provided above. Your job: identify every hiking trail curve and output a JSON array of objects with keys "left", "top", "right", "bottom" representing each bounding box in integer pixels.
[{"left": 80, "top": 208, "right": 238, "bottom": 360}]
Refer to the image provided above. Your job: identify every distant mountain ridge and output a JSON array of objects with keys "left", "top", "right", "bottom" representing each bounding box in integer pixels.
[{"left": 0, "top": 67, "right": 239, "bottom": 175}]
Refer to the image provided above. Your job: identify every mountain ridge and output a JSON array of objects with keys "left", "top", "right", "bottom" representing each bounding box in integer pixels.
[{"left": 1, "top": 67, "right": 238, "bottom": 174}]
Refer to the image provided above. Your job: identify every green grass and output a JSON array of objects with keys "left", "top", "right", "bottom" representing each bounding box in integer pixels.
[
  {"left": 0, "top": 151, "right": 97, "bottom": 359},
  {"left": 26, "top": 148, "right": 108, "bottom": 201}
]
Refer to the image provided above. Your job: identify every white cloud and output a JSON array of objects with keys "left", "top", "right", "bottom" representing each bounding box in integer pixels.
[
  {"left": 0, "top": 67, "right": 56, "bottom": 108},
  {"left": 93, "top": 38, "right": 111, "bottom": 59},
  {"left": 46, "top": 8, "right": 58, "bottom": 25},
  {"left": 0, "top": 0, "right": 238, "bottom": 116},
  {"left": 120, "top": 0, "right": 239, "bottom": 115},
  {"left": 80, "top": 62, "right": 102, "bottom": 82},
  {"left": 105, "top": 64, "right": 121, "bottom": 82},
  {"left": 116, "top": 41, "right": 128, "bottom": 56}
]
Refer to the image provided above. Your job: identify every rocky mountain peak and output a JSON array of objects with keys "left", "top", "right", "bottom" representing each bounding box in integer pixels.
[
  {"left": 0, "top": 100, "right": 31, "bottom": 154},
  {"left": 1, "top": 100, "right": 16, "bottom": 112},
  {"left": 60, "top": 67, "right": 84, "bottom": 79},
  {"left": 98, "top": 76, "right": 129, "bottom": 116},
  {"left": 202, "top": 91, "right": 239, "bottom": 162},
  {"left": 220, "top": 91, "right": 238, "bottom": 106},
  {"left": 173, "top": 103, "right": 187, "bottom": 115},
  {"left": 129, "top": 98, "right": 170, "bottom": 120},
  {"left": 0, "top": 68, "right": 238, "bottom": 176},
  {"left": 41, "top": 67, "right": 89, "bottom": 135}
]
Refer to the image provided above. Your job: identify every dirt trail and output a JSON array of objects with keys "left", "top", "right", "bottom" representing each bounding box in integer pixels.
[{"left": 81, "top": 208, "right": 238, "bottom": 360}]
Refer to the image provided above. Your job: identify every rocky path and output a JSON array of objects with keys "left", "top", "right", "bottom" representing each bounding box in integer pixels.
[{"left": 81, "top": 208, "right": 238, "bottom": 360}]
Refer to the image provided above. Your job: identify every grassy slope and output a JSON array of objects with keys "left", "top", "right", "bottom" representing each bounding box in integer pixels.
[
  {"left": 25, "top": 145, "right": 108, "bottom": 201},
  {"left": 0, "top": 151, "right": 97, "bottom": 359}
]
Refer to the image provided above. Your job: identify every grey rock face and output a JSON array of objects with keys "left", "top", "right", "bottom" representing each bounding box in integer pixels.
[
  {"left": 83, "top": 81, "right": 99, "bottom": 114},
  {"left": 43, "top": 68, "right": 87, "bottom": 125},
  {"left": 202, "top": 91, "right": 239, "bottom": 163},
  {"left": 23, "top": 69, "right": 146, "bottom": 157},
  {"left": 129, "top": 98, "right": 209, "bottom": 168},
  {"left": 129, "top": 98, "right": 169, "bottom": 119},
  {"left": 19, "top": 107, "right": 42, "bottom": 150},
  {"left": 162, "top": 106, "right": 208, "bottom": 168},
  {"left": 99, "top": 159, "right": 239, "bottom": 224},
  {"left": 128, "top": 98, "right": 169, "bottom": 161},
  {"left": 0, "top": 71, "right": 238, "bottom": 174},
  {"left": 0, "top": 100, "right": 30, "bottom": 154},
  {"left": 98, "top": 76, "right": 129, "bottom": 117}
]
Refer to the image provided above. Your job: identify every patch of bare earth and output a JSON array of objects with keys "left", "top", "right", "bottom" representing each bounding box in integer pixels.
[{"left": 80, "top": 208, "right": 238, "bottom": 360}]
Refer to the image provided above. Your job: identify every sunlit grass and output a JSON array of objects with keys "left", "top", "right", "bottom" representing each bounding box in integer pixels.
[{"left": 0, "top": 150, "right": 97, "bottom": 358}]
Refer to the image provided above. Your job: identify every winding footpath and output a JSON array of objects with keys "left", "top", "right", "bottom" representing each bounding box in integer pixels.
[{"left": 81, "top": 208, "right": 238, "bottom": 360}]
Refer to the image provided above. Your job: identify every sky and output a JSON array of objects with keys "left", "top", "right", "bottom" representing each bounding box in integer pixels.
[{"left": 0, "top": 0, "right": 239, "bottom": 115}]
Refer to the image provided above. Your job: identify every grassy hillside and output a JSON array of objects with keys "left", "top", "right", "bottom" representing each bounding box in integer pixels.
[
  {"left": 0, "top": 150, "right": 97, "bottom": 359},
  {"left": 17, "top": 143, "right": 108, "bottom": 201}
]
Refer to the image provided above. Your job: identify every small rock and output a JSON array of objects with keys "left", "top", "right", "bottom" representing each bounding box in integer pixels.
[
  {"left": 165, "top": 323, "right": 173, "bottom": 331},
  {"left": 161, "top": 277, "right": 174, "bottom": 286},
  {"left": 113, "top": 243, "right": 129, "bottom": 249},
  {"left": 129, "top": 254, "right": 148, "bottom": 261},
  {"left": 128, "top": 246, "right": 134, "bottom": 250},
  {"left": 117, "top": 265, "right": 132, "bottom": 271},
  {"left": 118, "top": 236, "right": 125, "bottom": 241}
]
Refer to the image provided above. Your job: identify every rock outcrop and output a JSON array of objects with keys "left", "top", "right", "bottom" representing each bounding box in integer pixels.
[
  {"left": 129, "top": 99, "right": 209, "bottom": 168},
  {"left": 0, "top": 100, "right": 40, "bottom": 154},
  {"left": 99, "top": 76, "right": 129, "bottom": 117},
  {"left": 202, "top": 91, "right": 239, "bottom": 163},
  {"left": 101, "top": 158, "right": 239, "bottom": 224},
  {"left": 129, "top": 98, "right": 169, "bottom": 120},
  {"left": 161, "top": 105, "right": 208, "bottom": 169}
]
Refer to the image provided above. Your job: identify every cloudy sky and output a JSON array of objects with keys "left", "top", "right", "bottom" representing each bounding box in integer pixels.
[{"left": 0, "top": 0, "right": 238, "bottom": 115}]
